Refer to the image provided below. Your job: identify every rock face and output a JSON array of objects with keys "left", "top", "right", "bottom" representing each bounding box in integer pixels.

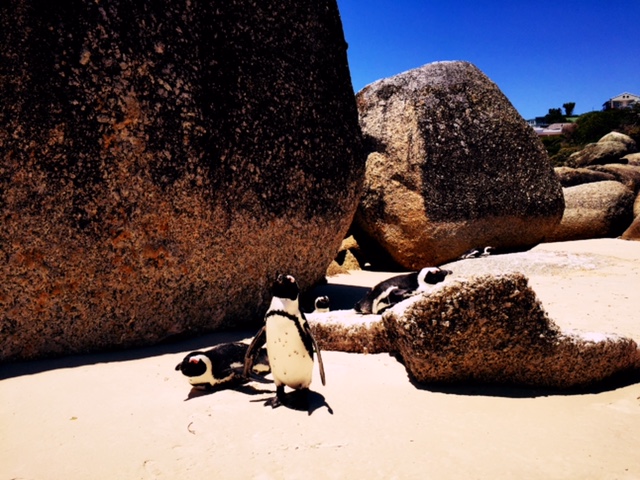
[
  {"left": 354, "top": 61, "right": 564, "bottom": 269},
  {"left": 568, "top": 132, "right": 637, "bottom": 167},
  {"left": 308, "top": 310, "right": 390, "bottom": 354},
  {"left": 0, "top": 1, "right": 363, "bottom": 361},
  {"left": 548, "top": 181, "right": 635, "bottom": 242},
  {"left": 383, "top": 274, "right": 639, "bottom": 388}
]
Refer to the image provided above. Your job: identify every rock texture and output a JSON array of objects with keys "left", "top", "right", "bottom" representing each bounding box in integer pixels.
[
  {"left": 354, "top": 61, "right": 564, "bottom": 269},
  {"left": 568, "top": 132, "right": 637, "bottom": 167},
  {"left": 588, "top": 164, "right": 640, "bottom": 194},
  {"left": 623, "top": 152, "right": 640, "bottom": 166},
  {"left": 0, "top": 1, "right": 363, "bottom": 361},
  {"left": 621, "top": 216, "right": 640, "bottom": 240},
  {"left": 308, "top": 310, "right": 390, "bottom": 353},
  {"left": 383, "top": 274, "right": 640, "bottom": 388},
  {"left": 547, "top": 181, "right": 635, "bottom": 242},
  {"left": 554, "top": 167, "right": 616, "bottom": 188}
]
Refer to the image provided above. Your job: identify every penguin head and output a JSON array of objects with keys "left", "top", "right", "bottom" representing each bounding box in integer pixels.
[
  {"left": 272, "top": 274, "right": 299, "bottom": 301},
  {"left": 176, "top": 352, "right": 210, "bottom": 378},
  {"left": 314, "top": 295, "right": 330, "bottom": 312},
  {"left": 419, "top": 267, "right": 452, "bottom": 286}
]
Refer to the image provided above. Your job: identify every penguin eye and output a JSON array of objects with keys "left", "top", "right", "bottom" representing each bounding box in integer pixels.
[{"left": 189, "top": 358, "right": 200, "bottom": 364}]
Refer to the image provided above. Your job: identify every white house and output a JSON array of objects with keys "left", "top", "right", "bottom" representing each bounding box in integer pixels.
[{"left": 602, "top": 92, "right": 639, "bottom": 110}]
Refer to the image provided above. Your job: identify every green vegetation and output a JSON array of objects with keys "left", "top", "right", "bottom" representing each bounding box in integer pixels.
[
  {"left": 540, "top": 104, "right": 640, "bottom": 166},
  {"left": 562, "top": 102, "right": 576, "bottom": 117}
]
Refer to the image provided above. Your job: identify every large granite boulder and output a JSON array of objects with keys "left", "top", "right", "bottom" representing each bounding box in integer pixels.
[
  {"left": 354, "top": 61, "right": 564, "bottom": 269},
  {"left": 0, "top": 1, "right": 363, "bottom": 361},
  {"left": 547, "top": 181, "right": 635, "bottom": 242},
  {"left": 568, "top": 132, "right": 637, "bottom": 167},
  {"left": 383, "top": 274, "right": 640, "bottom": 388}
]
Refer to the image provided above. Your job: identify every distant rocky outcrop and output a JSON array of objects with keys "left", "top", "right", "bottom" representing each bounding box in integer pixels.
[
  {"left": 0, "top": 1, "right": 363, "bottom": 361},
  {"left": 382, "top": 274, "right": 639, "bottom": 388},
  {"left": 623, "top": 153, "right": 640, "bottom": 166},
  {"left": 621, "top": 216, "right": 640, "bottom": 240},
  {"left": 353, "top": 61, "right": 564, "bottom": 269},
  {"left": 547, "top": 181, "right": 635, "bottom": 242},
  {"left": 568, "top": 132, "right": 637, "bottom": 167},
  {"left": 554, "top": 167, "right": 617, "bottom": 187},
  {"left": 326, "top": 236, "right": 364, "bottom": 276},
  {"left": 588, "top": 164, "right": 640, "bottom": 194}
]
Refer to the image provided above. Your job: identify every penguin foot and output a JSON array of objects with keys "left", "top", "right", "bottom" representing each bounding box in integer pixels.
[{"left": 264, "top": 385, "right": 286, "bottom": 409}]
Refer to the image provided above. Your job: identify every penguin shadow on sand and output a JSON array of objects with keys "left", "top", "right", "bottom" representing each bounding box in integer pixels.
[
  {"left": 251, "top": 387, "right": 333, "bottom": 416},
  {"left": 184, "top": 377, "right": 274, "bottom": 401}
]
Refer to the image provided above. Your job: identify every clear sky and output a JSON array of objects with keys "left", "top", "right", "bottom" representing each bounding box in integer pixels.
[{"left": 336, "top": 0, "right": 640, "bottom": 120}]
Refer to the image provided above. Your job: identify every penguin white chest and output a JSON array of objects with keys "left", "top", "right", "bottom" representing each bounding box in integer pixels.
[{"left": 265, "top": 314, "right": 313, "bottom": 390}]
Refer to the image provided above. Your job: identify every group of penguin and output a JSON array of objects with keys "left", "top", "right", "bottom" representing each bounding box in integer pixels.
[{"left": 175, "top": 246, "right": 494, "bottom": 409}]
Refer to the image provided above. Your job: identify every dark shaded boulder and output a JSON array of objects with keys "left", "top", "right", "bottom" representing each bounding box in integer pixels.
[
  {"left": 0, "top": 1, "right": 363, "bottom": 361},
  {"left": 568, "top": 132, "right": 637, "bottom": 167},
  {"left": 547, "top": 181, "right": 635, "bottom": 242},
  {"left": 383, "top": 274, "right": 640, "bottom": 388},
  {"left": 354, "top": 61, "right": 564, "bottom": 269}
]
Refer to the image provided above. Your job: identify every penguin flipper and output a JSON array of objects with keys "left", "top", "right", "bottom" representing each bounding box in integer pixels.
[
  {"left": 243, "top": 326, "right": 266, "bottom": 378},
  {"left": 306, "top": 323, "right": 326, "bottom": 386}
]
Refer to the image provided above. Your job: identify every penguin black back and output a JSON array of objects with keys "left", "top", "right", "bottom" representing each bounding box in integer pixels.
[{"left": 355, "top": 267, "right": 452, "bottom": 314}]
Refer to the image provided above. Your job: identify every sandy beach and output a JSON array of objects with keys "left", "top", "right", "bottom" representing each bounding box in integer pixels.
[{"left": 2, "top": 239, "right": 640, "bottom": 480}]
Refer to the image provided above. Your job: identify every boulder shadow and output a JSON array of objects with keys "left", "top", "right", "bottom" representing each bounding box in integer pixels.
[
  {"left": 408, "top": 367, "right": 640, "bottom": 398},
  {"left": 303, "top": 283, "right": 370, "bottom": 312},
  {"left": 0, "top": 330, "right": 254, "bottom": 380}
]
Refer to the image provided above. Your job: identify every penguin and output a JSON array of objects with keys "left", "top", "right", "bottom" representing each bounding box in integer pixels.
[
  {"left": 244, "top": 274, "right": 326, "bottom": 408},
  {"left": 313, "top": 295, "right": 330, "bottom": 313},
  {"left": 354, "top": 267, "right": 452, "bottom": 314},
  {"left": 175, "top": 341, "right": 269, "bottom": 391},
  {"left": 459, "top": 246, "right": 494, "bottom": 259}
]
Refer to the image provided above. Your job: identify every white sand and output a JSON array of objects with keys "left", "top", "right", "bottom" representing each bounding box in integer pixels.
[{"left": 1, "top": 239, "right": 640, "bottom": 480}]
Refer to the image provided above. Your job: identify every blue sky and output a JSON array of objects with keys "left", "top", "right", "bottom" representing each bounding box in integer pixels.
[{"left": 336, "top": 0, "right": 640, "bottom": 120}]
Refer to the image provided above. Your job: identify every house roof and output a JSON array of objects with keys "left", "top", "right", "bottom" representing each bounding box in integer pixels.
[{"left": 609, "top": 92, "right": 640, "bottom": 101}]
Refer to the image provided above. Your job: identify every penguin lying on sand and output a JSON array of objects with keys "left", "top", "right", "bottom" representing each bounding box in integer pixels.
[
  {"left": 176, "top": 342, "right": 269, "bottom": 391},
  {"left": 459, "top": 246, "right": 494, "bottom": 259},
  {"left": 355, "top": 267, "right": 452, "bottom": 315},
  {"left": 244, "top": 274, "right": 326, "bottom": 409}
]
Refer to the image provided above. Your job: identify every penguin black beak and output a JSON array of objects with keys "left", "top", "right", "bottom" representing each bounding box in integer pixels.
[{"left": 175, "top": 363, "right": 181, "bottom": 371}]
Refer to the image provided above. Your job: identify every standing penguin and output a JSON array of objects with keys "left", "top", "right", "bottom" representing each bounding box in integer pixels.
[
  {"left": 313, "top": 295, "right": 331, "bottom": 313},
  {"left": 244, "top": 274, "right": 326, "bottom": 408},
  {"left": 176, "top": 342, "right": 269, "bottom": 391}
]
